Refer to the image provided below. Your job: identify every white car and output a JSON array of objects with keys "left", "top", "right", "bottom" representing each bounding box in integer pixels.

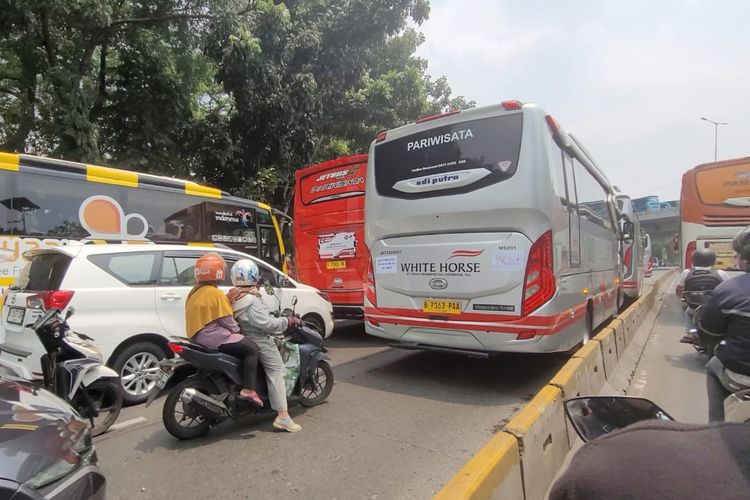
[{"left": 0, "top": 244, "right": 334, "bottom": 404}]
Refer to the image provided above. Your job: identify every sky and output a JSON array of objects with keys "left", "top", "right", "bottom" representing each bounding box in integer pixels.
[{"left": 416, "top": 0, "right": 750, "bottom": 201}]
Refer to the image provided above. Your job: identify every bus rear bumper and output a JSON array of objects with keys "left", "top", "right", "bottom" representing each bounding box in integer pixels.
[{"left": 364, "top": 320, "right": 573, "bottom": 354}]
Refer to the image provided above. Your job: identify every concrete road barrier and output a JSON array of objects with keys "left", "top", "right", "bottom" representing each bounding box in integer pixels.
[
  {"left": 434, "top": 432, "right": 523, "bottom": 500},
  {"left": 436, "top": 270, "right": 676, "bottom": 500},
  {"left": 504, "top": 386, "right": 569, "bottom": 500},
  {"left": 593, "top": 327, "right": 618, "bottom": 379}
]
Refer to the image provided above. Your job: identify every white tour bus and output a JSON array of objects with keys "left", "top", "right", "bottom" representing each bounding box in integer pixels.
[
  {"left": 616, "top": 195, "right": 645, "bottom": 301},
  {"left": 363, "top": 101, "right": 625, "bottom": 356}
]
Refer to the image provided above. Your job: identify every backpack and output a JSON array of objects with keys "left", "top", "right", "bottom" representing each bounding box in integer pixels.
[{"left": 683, "top": 269, "right": 723, "bottom": 309}]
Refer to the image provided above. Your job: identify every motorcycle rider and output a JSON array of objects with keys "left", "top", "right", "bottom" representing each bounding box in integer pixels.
[
  {"left": 185, "top": 253, "right": 263, "bottom": 407},
  {"left": 227, "top": 259, "right": 303, "bottom": 433},
  {"left": 676, "top": 248, "right": 728, "bottom": 344},
  {"left": 700, "top": 227, "right": 750, "bottom": 421}
]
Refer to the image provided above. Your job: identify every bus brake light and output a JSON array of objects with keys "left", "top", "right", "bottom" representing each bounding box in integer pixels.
[
  {"left": 545, "top": 115, "right": 560, "bottom": 133},
  {"left": 376, "top": 131, "right": 387, "bottom": 143},
  {"left": 684, "top": 240, "right": 697, "bottom": 269},
  {"left": 364, "top": 259, "right": 377, "bottom": 307},
  {"left": 522, "top": 231, "right": 556, "bottom": 316},
  {"left": 624, "top": 246, "right": 632, "bottom": 277},
  {"left": 415, "top": 109, "right": 461, "bottom": 124},
  {"left": 501, "top": 100, "right": 523, "bottom": 111}
]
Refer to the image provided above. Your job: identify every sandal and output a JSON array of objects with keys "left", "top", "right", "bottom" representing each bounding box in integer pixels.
[{"left": 239, "top": 390, "right": 264, "bottom": 407}]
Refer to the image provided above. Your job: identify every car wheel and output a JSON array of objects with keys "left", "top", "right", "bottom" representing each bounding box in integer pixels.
[
  {"left": 111, "top": 342, "right": 168, "bottom": 405},
  {"left": 302, "top": 314, "right": 325, "bottom": 337}
]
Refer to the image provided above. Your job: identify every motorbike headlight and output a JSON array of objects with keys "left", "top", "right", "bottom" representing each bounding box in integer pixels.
[{"left": 24, "top": 423, "right": 96, "bottom": 490}]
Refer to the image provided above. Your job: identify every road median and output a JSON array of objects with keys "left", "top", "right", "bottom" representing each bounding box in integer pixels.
[{"left": 435, "top": 271, "right": 676, "bottom": 499}]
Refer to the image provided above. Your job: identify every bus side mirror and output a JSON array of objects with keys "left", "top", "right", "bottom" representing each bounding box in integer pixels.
[{"left": 621, "top": 221, "right": 634, "bottom": 243}]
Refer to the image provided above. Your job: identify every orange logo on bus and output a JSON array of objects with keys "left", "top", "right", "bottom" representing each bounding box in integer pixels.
[{"left": 79, "top": 195, "right": 148, "bottom": 239}]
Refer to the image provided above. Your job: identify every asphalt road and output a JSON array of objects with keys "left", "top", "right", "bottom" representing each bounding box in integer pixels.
[
  {"left": 94, "top": 323, "right": 572, "bottom": 499},
  {"left": 94, "top": 273, "right": 666, "bottom": 499}
]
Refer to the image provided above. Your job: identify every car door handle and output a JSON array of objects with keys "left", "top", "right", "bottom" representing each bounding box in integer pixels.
[{"left": 160, "top": 293, "right": 183, "bottom": 302}]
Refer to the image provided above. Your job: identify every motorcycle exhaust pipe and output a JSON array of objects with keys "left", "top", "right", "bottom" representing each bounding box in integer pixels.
[{"left": 180, "top": 388, "right": 227, "bottom": 419}]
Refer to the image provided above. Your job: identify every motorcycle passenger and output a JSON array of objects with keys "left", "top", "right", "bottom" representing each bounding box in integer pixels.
[
  {"left": 676, "top": 249, "right": 728, "bottom": 344},
  {"left": 185, "top": 252, "right": 263, "bottom": 407},
  {"left": 700, "top": 227, "right": 750, "bottom": 422},
  {"left": 227, "top": 259, "right": 303, "bottom": 433}
]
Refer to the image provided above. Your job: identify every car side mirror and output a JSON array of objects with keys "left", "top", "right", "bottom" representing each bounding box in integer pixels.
[
  {"left": 564, "top": 396, "right": 673, "bottom": 442},
  {"left": 265, "top": 285, "right": 275, "bottom": 296},
  {"left": 279, "top": 276, "right": 291, "bottom": 288}
]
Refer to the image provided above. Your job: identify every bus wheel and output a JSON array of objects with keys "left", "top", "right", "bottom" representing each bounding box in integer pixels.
[{"left": 583, "top": 305, "right": 594, "bottom": 344}]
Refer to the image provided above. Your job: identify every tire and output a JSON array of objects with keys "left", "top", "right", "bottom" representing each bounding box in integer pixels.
[
  {"left": 111, "top": 341, "right": 169, "bottom": 405},
  {"left": 77, "top": 379, "right": 123, "bottom": 437},
  {"left": 300, "top": 360, "right": 334, "bottom": 407},
  {"left": 583, "top": 306, "right": 594, "bottom": 344},
  {"left": 162, "top": 377, "right": 216, "bottom": 440},
  {"left": 302, "top": 314, "right": 325, "bottom": 337}
]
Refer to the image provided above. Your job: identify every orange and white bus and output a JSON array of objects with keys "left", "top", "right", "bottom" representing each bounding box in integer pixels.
[{"left": 680, "top": 157, "right": 750, "bottom": 271}]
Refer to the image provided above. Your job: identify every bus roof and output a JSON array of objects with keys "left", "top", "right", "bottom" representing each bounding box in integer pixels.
[
  {"left": 1, "top": 151, "right": 274, "bottom": 210},
  {"left": 688, "top": 156, "right": 750, "bottom": 173}
]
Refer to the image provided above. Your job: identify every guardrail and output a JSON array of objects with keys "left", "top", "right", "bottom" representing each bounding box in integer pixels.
[{"left": 435, "top": 271, "right": 676, "bottom": 500}]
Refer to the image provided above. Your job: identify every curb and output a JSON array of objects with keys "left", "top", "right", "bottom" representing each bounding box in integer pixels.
[{"left": 435, "top": 271, "right": 676, "bottom": 500}]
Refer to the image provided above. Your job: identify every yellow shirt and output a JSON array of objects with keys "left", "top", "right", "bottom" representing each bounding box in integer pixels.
[{"left": 185, "top": 285, "right": 234, "bottom": 338}]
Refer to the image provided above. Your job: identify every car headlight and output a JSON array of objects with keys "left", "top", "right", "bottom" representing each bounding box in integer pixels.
[{"left": 24, "top": 422, "right": 96, "bottom": 490}]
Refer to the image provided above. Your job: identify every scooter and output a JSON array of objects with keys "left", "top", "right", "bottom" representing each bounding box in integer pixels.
[
  {"left": 148, "top": 297, "right": 333, "bottom": 440},
  {"left": 27, "top": 307, "right": 123, "bottom": 436}
]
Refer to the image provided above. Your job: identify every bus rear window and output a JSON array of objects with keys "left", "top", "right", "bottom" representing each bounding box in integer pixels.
[
  {"left": 696, "top": 163, "right": 750, "bottom": 205},
  {"left": 299, "top": 162, "right": 366, "bottom": 205},
  {"left": 374, "top": 114, "right": 523, "bottom": 199}
]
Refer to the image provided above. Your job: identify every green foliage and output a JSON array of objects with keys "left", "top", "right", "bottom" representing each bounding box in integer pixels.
[{"left": 0, "top": 0, "right": 473, "bottom": 209}]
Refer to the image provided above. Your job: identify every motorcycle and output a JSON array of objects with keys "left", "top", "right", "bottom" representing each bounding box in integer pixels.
[
  {"left": 148, "top": 297, "right": 334, "bottom": 440},
  {"left": 27, "top": 307, "right": 123, "bottom": 436}
]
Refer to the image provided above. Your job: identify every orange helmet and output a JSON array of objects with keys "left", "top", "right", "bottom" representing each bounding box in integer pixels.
[{"left": 194, "top": 252, "right": 226, "bottom": 283}]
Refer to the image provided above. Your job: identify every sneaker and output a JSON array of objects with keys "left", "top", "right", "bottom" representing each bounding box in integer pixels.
[{"left": 273, "top": 416, "right": 302, "bottom": 433}]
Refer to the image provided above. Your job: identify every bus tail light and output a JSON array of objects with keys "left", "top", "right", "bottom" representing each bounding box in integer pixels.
[
  {"left": 684, "top": 240, "right": 697, "bottom": 269},
  {"left": 501, "top": 100, "right": 523, "bottom": 111},
  {"left": 27, "top": 290, "right": 75, "bottom": 310},
  {"left": 545, "top": 115, "right": 560, "bottom": 133},
  {"left": 522, "top": 231, "right": 556, "bottom": 316},
  {"left": 623, "top": 246, "right": 632, "bottom": 277},
  {"left": 376, "top": 131, "right": 387, "bottom": 143},
  {"left": 364, "top": 259, "right": 377, "bottom": 307}
]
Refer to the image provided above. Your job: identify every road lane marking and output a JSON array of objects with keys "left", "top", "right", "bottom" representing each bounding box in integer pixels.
[{"left": 109, "top": 416, "right": 148, "bottom": 432}]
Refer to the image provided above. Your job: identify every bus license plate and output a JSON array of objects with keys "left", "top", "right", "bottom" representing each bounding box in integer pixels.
[
  {"left": 423, "top": 300, "right": 461, "bottom": 315},
  {"left": 6, "top": 307, "right": 24, "bottom": 325},
  {"left": 326, "top": 261, "right": 347, "bottom": 270}
]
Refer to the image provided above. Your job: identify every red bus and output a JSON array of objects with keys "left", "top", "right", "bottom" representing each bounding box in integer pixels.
[{"left": 294, "top": 155, "right": 369, "bottom": 319}]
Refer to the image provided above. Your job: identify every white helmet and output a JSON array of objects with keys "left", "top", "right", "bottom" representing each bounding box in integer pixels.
[{"left": 230, "top": 259, "right": 261, "bottom": 287}]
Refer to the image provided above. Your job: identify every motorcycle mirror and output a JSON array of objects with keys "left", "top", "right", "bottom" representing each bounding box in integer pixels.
[
  {"left": 292, "top": 296, "right": 298, "bottom": 306},
  {"left": 265, "top": 285, "right": 275, "bottom": 296},
  {"left": 564, "top": 396, "right": 673, "bottom": 442},
  {"left": 65, "top": 307, "right": 75, "bottom": 320}
]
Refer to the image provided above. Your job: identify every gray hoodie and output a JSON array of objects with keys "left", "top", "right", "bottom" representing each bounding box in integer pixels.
[{"left": 231, "top": 294, "right": 289, "bottom": 338}]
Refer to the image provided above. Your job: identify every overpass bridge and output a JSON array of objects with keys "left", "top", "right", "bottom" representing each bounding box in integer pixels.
[{"left": 638, "top": 207, "right": 680, "bottom": 265}]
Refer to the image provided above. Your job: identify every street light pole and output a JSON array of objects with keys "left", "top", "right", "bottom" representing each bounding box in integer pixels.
[{"left": 700, "top": 116, "right": 728, "bottom": 161}]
